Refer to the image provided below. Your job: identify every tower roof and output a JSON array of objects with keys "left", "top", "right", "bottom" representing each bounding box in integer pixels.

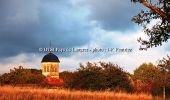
[{"left": 41, "top": 53, "right": 60, "bottom": 63}]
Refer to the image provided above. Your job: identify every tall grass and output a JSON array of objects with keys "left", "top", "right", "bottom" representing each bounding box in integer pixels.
[{"left": 0, "top": 86, "right": 161, "bottom": 100}]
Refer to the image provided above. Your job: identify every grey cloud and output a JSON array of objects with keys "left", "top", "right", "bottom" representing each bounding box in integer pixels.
[
  {"left": 78, "top": 0, "right": 143, "bottom": 31},
  {"left": 0, "top": 0, "right": 92, "bottom": 59}
]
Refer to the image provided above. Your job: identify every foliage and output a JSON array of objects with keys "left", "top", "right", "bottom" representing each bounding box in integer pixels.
[
  {"left": 131, "top": 0, "right": 170, "bottom": 49},
  {"left": 0, "top": 66, "right": 45, "bottom": 86},
  {"left": 133, "top": 63, "right": 162, "bottom": 95},
  {"left": 60, "top": 71, "right": 80, "bottom": 88},
  {"left": 100, "top": 62, "right": 133, "bottom": 92},
  {"left": 157, "top": 55, "right": 170, "bottom": 97},
  {"left": 133, "top": 63, "right": 160, "bottom": 82},
  {"left": 61, "top": 62, "right": 133, "bottom": 92},
  {"left": 1, "top": 60, "right": 170, "bottom": 97},
  {"left": 72, "top": 62, "right": 106, "bottom": 90}
]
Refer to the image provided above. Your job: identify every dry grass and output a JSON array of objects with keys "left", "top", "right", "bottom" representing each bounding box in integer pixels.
[{"left": 0, "top": 86, "right": 161, "bottom": 100}]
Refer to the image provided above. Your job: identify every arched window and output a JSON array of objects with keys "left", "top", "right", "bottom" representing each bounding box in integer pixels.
[
  {"left": 47, "top": 66, "right": 49, "bottom": 72},
  {"left": 51, "top": 65, "right": 54, "bottom": 72},
  {"left": 56, "top": 67, "right": 58, "bottom": 72},
  {"left": 53, "top": 67, "right": 56, "bottom": 72},
  {"left": 44, "top": 66, "right": 46, "bottom": 72},
  {"left": 51, "top": 65, "right": 56, "bottom": 72}
]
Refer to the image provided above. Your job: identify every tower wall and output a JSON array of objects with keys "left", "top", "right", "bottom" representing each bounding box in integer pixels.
[{"left": 42, "top": 62, "right": 59, "bottom": 79}]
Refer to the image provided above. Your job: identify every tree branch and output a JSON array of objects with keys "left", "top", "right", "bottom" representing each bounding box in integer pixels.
[{"left": 140, "top": 0, "right": 170, "bottom": 23}]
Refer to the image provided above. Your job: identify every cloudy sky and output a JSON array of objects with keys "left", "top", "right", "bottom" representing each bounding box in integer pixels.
[{"left": 0, "top": 0, "right": 170, "bottom": 74}]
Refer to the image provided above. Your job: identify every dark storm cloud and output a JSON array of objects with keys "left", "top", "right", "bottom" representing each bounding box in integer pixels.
[
  {"left": 0, "top": 0, "right": 92, "bottom": 59},
  {"left": 78, "top": 0, "right": 143, "bottom": 31}
]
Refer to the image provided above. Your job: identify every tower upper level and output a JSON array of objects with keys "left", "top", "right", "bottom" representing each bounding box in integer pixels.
[{"left": 41, "top": 53, "right": 60, "bottom": 63}]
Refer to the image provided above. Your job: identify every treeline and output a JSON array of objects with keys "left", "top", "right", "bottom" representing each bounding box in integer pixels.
[
  {"left": 60, "top": 62, "right": 133, "bottom": 92},
  {"left": 0, "top": 56, "right": 170, "bottom": 97},
  {"left": 133, "top": 56, "right": 170, "bottom": 97},
  {"left": 0, "top": 66, "right": 45, "bottom": 86},
  {"left": 60, "top": 61, "right": 170, "bottom": 97}
]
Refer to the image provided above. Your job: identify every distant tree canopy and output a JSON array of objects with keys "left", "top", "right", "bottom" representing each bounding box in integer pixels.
[
  {"left": 0, "top": 66, "right": 44, "bottom": 86},
  {"left": 133, "top": 63, "right": 160, "bottom": 82},
  {"left": 1, "top": 59, "right": 170, "bottom": 96},
  {"left": 158, "top": 55, "right": 170, "bottom": 96},
  {"left": 60, "top": 62, "right": 133, "bottom": 92},
  {"left": 0, "top": 63, "right": 133, "bottom": 92},
  {"left": 133, "top": 61, "right": 170, "bottom": 97},
  {"left": 133, "top": 63, "right": 162, "bottom": 94},
  {"left": 131, "top": 0, "right": 170, "bottom": 49}
]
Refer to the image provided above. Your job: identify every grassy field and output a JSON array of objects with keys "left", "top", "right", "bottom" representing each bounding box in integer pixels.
[{"left": 0, "top": 86, "right": 162, "bottom": 100}]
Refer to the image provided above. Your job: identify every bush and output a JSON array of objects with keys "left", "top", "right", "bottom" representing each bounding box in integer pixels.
[
  {"left": 61, "top": 62, "right": 133, "bottom": 92},
  {"left": 0, "top": 66, "right": 45, "bottom": 86}
]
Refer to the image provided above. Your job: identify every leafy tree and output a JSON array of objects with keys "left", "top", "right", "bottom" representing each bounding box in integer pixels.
[
  {"left": 133, "top": 63, "right": 161, "bottom": 95},
  {"left": 0, "top": 73, "right": 10, "bottom": 84},
  {"left": 157, "top": 56, "right": 170, "bottom": 97},
  {"left": 100, "top": 62, "right": 133, "bottom": 92},
  {"left": 131, "top": 0, "right": 170, "bottom": 49},
  {"left": 65, "top": 62, "right": 133, "bottom": 92},
  {"left": 133, "top": 63, "right": 160, "bottom": 82},
  {"left": 72, "top": 62, "right": 105, "bottom": 90},
  {"left": 9, "top": 66, "right": 29, "bottom": 86},
  {"left": 0, "top": 75, "right": 2, "bottom": 86},
  {"left": 0, "top": 66, "right": 44, "bottom": 86},
  {"left": 60, "top": 71, "right": 78, "bottom": 88}
]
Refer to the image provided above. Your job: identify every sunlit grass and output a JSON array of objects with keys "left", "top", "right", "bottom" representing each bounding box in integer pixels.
[{"left": 0, "top": 85, "right": 160, "bottom": 100}]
